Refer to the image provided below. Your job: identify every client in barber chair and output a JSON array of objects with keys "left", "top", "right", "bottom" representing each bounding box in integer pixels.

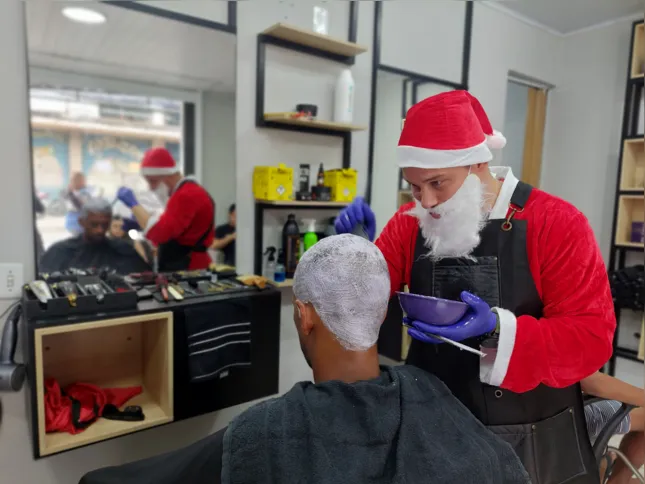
[
  {"left": 39, "top": 197, "right": 150, "bottom": 275},
  {"left": 582, "top": 371, "right": 644, "bottom": 484},
  {"left": 80, "top": 234, "right": 528, "bottom": 484}
]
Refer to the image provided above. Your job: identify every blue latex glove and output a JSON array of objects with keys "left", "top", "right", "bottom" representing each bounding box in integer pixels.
[
  {"left": 406, "top": 291, "right": 498, "bottom": 344},
  {"left": 121, "top": 218, "right": 141, "bottom": 232},
  {"left": 116, "top": 187, "right": 139, "bottom": 209},
  {"left": 334, "top": 196, "right": 376, "bottom": 242}
]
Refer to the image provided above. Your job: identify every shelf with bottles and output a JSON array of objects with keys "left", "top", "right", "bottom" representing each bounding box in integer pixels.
[{"left": 262, "top": 113, "right": 367, "bottom": 134}]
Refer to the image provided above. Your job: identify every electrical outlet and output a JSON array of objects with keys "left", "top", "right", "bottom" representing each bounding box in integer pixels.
[{"left": 0, "top": 263, "right": 24, "bottom": 299}]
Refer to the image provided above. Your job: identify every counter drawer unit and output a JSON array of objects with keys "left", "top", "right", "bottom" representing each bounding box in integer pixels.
[{"left": 32, "top": 312, "right": 173, "bottom": 457}]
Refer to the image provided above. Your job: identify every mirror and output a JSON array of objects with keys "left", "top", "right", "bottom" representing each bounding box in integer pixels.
[
  {"left": 26, "top": 1, "right": 237, "bottom": 274},
  {"left": 370, "top": 69, "right": 454, "bottom": 235}
]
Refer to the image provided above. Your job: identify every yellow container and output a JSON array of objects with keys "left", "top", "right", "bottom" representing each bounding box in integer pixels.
[
  {"left": 324, "top": 168, "right": 358, "bottom": 202},
  {"left": 253, "top": 164, "right": 294, "bottom": 201}
]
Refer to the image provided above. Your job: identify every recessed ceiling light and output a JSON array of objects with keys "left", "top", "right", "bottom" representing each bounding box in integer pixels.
[{"left": 62, "top": 7, "right": 106, "bottom": 25}]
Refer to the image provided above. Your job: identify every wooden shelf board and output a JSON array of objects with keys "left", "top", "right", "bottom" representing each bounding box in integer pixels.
[
  {"left": 271, "top": 279, "right": 294, "bottom": 288},
  {"left": 256, "top": 199, "right": 348, "bottom": 208},
  {"left": 41, "top": 387, "right": 172, "bottom": 456},
  {"left": 262, "top": 23, "right": 368, "bottom": 57},
  {"left": 263, "top": 113, "right": 367, "bottom": 132}
]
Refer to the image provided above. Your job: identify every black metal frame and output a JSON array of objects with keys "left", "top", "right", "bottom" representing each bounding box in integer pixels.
[
  {"left": 106, "top": 0, "right": 237, "bottom": 34},
  {"left": 254, "top": 2, "right": 359, "bottom": 171},
  {"left": 606, "top": 20, "right": 645, "bottom": 375},
  {"left": 182, "top": 102, "right": 196, "bottom": 176},
  {"left": 253, "top": 2, "right": 359, "bottom": 275},
  {"left": 365, "top": 1, "right": 474, "bottom": 203}
]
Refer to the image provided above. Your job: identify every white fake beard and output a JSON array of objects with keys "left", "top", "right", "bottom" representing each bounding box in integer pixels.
[
  {"left": 153, "top": 183, "right": 170, "bottom": 205},
  {"left": 407, "top": 174, "right": 490, "bottom": 260}
]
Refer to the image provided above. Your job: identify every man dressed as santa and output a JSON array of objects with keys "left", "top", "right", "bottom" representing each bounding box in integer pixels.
[
  {"left": 116, "top": 147, "right": 215, "bottom": 271},
  {"left": 335, "top": 90, "right": 615, "bottom": 483}
]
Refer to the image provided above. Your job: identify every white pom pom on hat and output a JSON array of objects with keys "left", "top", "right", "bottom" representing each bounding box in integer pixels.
[{"left": 486, "top": 130, "right": 507, "bottom": 150}]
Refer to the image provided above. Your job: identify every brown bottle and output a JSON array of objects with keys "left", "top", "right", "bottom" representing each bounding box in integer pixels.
[{"left": 317, "top": 163, "right": 325, "bottom": 186}]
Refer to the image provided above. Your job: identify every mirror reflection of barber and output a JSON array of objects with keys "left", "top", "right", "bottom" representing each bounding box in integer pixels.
[
  {"left": 116, "top": 148, "right": 215, "bottom": 272},
  {"left": 335, "top": 91, "right": 615, "bottom": 483}
]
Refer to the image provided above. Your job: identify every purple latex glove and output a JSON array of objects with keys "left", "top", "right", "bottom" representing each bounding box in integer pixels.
[
  {"left": 122, "top": 218, "right": 141, "bottom": 232},
  {"left": 116, "top": 187, "right": 139, "bottom": 209},
  {"left": 334, "top": 196, "right": 376, "bottom": 242},
  {"left": 406, "top": 291, "right": 497, "bottom": 344}
]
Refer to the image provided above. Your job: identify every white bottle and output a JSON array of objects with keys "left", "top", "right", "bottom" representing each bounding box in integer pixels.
[{"left": 334, "top": 69, "right": 354, "bottom": 124}]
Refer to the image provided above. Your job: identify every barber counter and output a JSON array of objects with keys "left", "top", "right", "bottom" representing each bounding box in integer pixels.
[{"left": 22, "top": 287, "right": 281, "bottom": 458}]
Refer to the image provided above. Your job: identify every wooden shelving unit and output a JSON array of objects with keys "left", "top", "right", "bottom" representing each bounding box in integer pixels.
[
  {"left": 262, "top": 23, "right": 367, "bottom": 57},
  {"left": 34, "top": 313, "right": 174, "bottom": 457},
  {"left": 607, "top": 20, "right": 645, "bottom": 375},
  {"left": 254, "top": 6, "right": 363, "bottom": 278},
  {"left": 263, "top": 113, "right": 367, "bottom": 132}
]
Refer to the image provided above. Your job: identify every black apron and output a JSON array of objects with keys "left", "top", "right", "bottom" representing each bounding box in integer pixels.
[
  {"left": 406, "top": 181, "right": 598, "bottom": 484},
  {"left": 157, "top": 180, "right": 215, "bottom": 272}
]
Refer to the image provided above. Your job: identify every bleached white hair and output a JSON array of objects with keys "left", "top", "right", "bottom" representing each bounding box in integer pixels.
[
  {"left": 293, "top": 234, "right": 391, "bottom": 351},
  {"left": 79, "top": 197, "right": 112, "bottom": 219}
]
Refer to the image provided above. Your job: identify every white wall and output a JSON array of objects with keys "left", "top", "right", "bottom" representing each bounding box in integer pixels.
[
  {"left": 380, "top": 0, "right": 465, "bottom": 84},
  {"left": 541, "top": 18, "right": 635, "bottom": 260},
  {"left": 371, "top": 72, "right": 404, "bottom": 236},
  {"left": 201, "top": 90, "right": 236, "bottom": 225},
  {"left": 502, "top": 81, "right": 529, "bottom": 178}
]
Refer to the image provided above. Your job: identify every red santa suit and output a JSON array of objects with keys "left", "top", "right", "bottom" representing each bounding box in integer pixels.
[
  {"left": 378, "top": 167, "right": 616, "bottom": 392},
  {"left": 141, "top": 149, "right": 214, "bottom": 271},
  {"left": 377, "top": 90, "right": 614, "bottom": 483}
]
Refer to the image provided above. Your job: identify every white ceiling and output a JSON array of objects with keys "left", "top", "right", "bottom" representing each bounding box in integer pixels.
[
  {"left": 25, "top": 1, "right": 236, "bottom": 93},
  {"left": 493, "top": 0, "right": 644, "bottom": 35}
]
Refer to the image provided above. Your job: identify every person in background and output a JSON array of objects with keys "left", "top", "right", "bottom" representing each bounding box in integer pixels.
[
  {"left": 79, "top": 234, "right": 529, "bottom": 484},
  {"left": 211, "top": 203, "right": 236, "bottom": 266},
  {"left": 581, "top": 371, "right": 644, "bottom": 484},
  {"left": 116, "top": 148, "right": 215, "bottom": 271},
  {"left": 39, "top": 198, "right": 150, "bottom": 275},
  {"left": 108, "top": 216, "right": 153, "bottom": 265},
  {"left": 334, "top": 90, "right": 614, "bottom": 483},
  {"left": 63, "top": 172, "right": 93, "bottom": 236}
]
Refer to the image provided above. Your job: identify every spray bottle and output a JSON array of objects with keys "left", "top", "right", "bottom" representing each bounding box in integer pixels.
[
  {"left": 274, "top": 249, "right": 287, "bottom": 282},
  {"left": 263, "top": 247, "right": 277, "bottom": 279}
]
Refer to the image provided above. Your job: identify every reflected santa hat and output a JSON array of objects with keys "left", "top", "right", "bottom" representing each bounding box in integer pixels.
[
  {"left": 397, "top": 90, "right": 506, "bottom": 169},
  {"left": 140, "top": 147, "right": 179, "bottom": 176}
]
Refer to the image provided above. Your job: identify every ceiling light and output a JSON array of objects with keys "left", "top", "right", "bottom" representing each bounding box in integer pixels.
[{"left": 62, "top": 7, "right": 106, "bottom": 25}]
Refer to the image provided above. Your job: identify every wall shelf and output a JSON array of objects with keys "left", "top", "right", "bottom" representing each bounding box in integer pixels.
[
  {"left": 263, "top": 113, "right": 366, "bottom": 133},
  {"left": 256, "top": 199, "right": 348, "bottom": 208},
  {"left": 615, "top": 194, "right": 644, "bottom": 248},
  {"left": 262, "top": 23, "right": 368, "bottom": 59}
]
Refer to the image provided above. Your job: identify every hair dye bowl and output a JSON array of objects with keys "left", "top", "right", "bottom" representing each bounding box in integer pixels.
[{"left": 397, "top": 292, "right": 468, "bottom": 326}]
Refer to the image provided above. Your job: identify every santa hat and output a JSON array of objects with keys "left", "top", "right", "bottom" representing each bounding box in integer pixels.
[
  {"left": 397, "top": 90, "right": 506, "bottom": 169},
  {"left": 140, "top": 147, "right": 179, "bottom": 176}
]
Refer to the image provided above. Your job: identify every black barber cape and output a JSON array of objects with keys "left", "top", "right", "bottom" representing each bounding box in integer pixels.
[
  {"left": 225, "top": 365, "right": 528, "bottom": 484},
  {"left": 80, "top": 365, "right": 529, "bottom": 484},
  {"left": 39, "top": 235, "right": 150, "bottom": 275}
]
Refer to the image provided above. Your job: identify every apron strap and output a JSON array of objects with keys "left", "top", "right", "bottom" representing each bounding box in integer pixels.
[
  {"left": 509, "top": 181, "right": 533, "bottom": 210},
  {"left": 501, "top": 181, "right": 533, "bottom": 232}
]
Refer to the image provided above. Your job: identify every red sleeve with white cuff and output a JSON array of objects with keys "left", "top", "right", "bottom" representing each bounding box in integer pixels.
[{"left": 480, "top": 189, "right": 616, "bottom": 392}]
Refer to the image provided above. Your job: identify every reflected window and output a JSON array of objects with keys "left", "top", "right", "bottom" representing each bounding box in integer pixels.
[{"left": 30, "top": 86, "right": 183, "bottom": 250}]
